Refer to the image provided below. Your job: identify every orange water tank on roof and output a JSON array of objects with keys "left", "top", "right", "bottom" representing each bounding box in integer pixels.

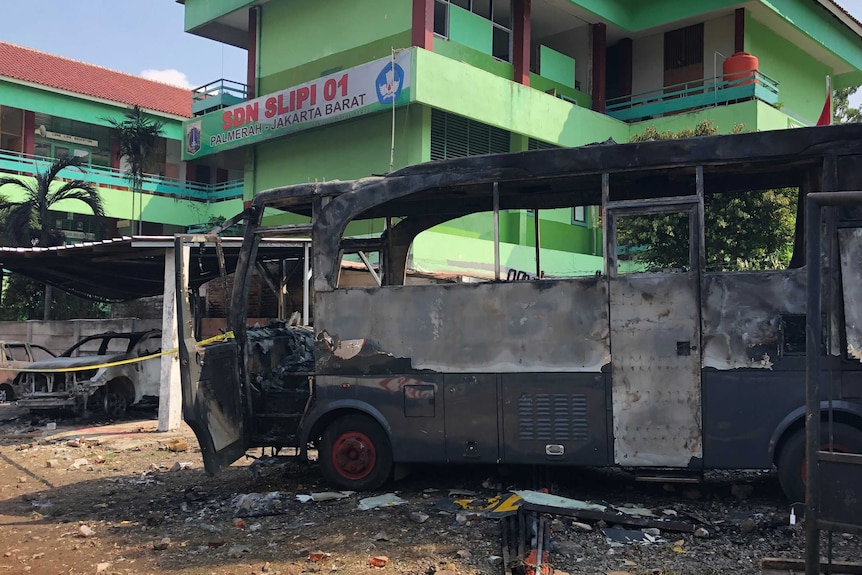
[{"left": 723, "top": 52, "right": 759, "bottom": 86}]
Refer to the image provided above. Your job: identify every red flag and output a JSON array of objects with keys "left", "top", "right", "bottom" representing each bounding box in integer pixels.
[{"left": 817, "top": 75, "right": 832, "bottom": 126}]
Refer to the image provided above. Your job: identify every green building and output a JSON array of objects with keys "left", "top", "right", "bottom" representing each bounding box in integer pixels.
[
  {"left": 0, "top": 41, "right": 242, "bottom": 241},
  {"left": 186, "top": 1, "right": 860, "bottom": 277}
]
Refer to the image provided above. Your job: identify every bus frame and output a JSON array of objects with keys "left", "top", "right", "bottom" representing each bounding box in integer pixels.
[{"left": 176, "top": 124, "right": 862, "bottom": 502}]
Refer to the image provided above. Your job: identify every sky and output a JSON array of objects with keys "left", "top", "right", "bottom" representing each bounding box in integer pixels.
[
  {"left": 1, "top": 0, "right": 861, "bottom": 103},
  {"left": 1, "top": 0, "right": 246, "bottom": 90}
]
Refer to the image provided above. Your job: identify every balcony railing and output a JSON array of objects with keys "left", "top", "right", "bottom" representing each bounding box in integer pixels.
[
  {"left": 192, "top": 79, "right": 248, "bottom": 116},
  {"left": 606, "top": 70, "right": 780, "bottom": 123},
  {"left": 0, "top": 150, "right": 243, "bottom": 203}
]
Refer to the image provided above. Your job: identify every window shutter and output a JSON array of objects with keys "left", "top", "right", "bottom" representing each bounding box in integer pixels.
[{"left": 431, "top": 109, "right": 510, "bottom": 160}]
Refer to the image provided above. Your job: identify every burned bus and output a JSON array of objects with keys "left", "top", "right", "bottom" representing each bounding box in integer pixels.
[{"left": 176, "top": 124, "right": 862, "bottom": 501}]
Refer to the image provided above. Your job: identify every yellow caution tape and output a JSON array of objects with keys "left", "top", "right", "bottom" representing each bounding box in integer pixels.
[{"left": 15, "top": 331, "right": 235, "bottom": 373}]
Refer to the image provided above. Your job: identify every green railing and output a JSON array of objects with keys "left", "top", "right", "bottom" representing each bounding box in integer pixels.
[
  {"left": 606, "top": 70, "right": 780, "bottom": 122},
  {"left": 0, "top": 151, "right": 243, "bottom": 203},
  {"left": 192, "top": 78, "right": 248, "bottom": 116}
]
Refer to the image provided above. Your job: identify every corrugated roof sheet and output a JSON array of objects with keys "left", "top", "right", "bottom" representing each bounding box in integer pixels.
[{"left": 0, "top": 42, "right": 192, "bottom": 118}]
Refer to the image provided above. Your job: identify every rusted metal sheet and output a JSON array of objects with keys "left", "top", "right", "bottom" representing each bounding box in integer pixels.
[
  {"left": 609, "top": 273, "right": 702, "bottom": 467},
  {"left": 840, "top": 228, "right": 862, "bottom": 361},
  {"left": 315, "top": 278, "right": 610, "bottom": 374},
  {"left": 701, "top": 269, "right": 806, "bottom": 370}
]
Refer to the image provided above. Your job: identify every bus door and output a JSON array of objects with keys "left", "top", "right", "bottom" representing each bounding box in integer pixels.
[
  {"left": 174, "top": 236, "right": 251, "bottom": 474},
  {"left": 607, "top": 201, "right": 703, "bottom": 468}
]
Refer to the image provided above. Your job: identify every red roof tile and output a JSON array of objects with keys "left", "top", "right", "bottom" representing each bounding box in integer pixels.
[{"left": 0, "top": 42, "right": 192, "bottom": 118}]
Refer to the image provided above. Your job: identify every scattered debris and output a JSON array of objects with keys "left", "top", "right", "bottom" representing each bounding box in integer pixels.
[
  {"left": 408, "top": 512, "right": 429, "bottom": 524},
  {"left": 152, "top": 537, "right": 171, "bottom": 551},
  {"left": 357, "top": 493, "right": 407, "bottom": 510},
  {"left": 296, "top": 491, "right": 352, "bottom": 503},
  {"left": 68, "top": 458, "right": 89, "bottom": 470},
  {"left": 77, "top": 525, "right": 95, "bottom": 538},
  {"left": 308, "top": 551, "right": 330, "bottom": 562},
  {"left": 227, "top": 545, "right": 251, "bottom": 558},
  {"left": 166, "top": 439, "right": 188, "bottom": 452},
  {"left": 170, "top": 461, "right": 193, "bottom": 472},
  {"left": 233, "top": 492, "right": 286, "bottom": 517}
]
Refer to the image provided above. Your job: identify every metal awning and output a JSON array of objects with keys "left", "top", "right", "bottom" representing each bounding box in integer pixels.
[{"left": 0, "top": 235, "right": 309, "bottom": 302}]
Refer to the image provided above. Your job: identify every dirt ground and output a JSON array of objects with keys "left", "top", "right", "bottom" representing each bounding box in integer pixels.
[{"left": 1, "top": 403, "right": 861, "bottom": 575}]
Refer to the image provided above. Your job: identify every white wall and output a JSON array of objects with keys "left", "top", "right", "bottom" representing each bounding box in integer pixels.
[
  {"left": 632, "top": 34, "right": 664, "bottom": 95},
  {"left": 0, "top": 319, "right": 162, "bottom": 355},
  {"left": 704, "top": 14, "right": 735, "bottom": 82}
]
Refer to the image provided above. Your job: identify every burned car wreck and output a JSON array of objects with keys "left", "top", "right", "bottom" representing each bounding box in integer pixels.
[{"left": 15, "top": 330, "right": 162, "bottom": 417}]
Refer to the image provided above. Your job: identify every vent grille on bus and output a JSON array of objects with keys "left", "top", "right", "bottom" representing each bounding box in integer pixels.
[{"left": 517, "top": 393, "right": 588, "bottom": 442}]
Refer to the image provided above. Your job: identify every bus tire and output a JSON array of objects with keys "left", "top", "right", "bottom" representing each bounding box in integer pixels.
[
  {"left": 776, "top": 422, "right": 862, "bottom": 503},
  {"left": 319, "top": 414, "right": 393, "bottom": 491}
]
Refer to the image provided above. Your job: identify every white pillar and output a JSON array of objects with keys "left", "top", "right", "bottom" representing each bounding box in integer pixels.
[{"left": 158, "top": 245, "right": 188, "bottom": 431}]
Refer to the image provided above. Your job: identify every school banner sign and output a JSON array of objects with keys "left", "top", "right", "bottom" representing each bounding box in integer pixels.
[{"left": 183, "top": 50, "right": 413, "bottom": 159}]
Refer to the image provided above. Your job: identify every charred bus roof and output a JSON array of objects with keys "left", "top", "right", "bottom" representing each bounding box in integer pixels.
[{"left": 250, "top": 124, "right": 862, "bottom": 221}]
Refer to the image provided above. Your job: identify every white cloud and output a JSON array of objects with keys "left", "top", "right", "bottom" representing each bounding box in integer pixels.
[{"left": 140, "top": 69, "right": 194, "bottom": 89}]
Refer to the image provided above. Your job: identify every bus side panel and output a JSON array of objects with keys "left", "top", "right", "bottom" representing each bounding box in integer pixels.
[
  {"left": 702, "top": 368, "right": 804, "bottom": 469},
  {"left": 839, "top": 228, "right": 862, "bottom": 361},
  {"left": 314, "top": 374, "right": 446, "bottom": 463},
  {"left": 702, "top": 269, "right": 806, "bottom": 371},
  {"left": 500, "top": 373, "right": 609, "bottom": 465},
  {"left": 314, "top": 278, "right": 609, "bottom": 374}
]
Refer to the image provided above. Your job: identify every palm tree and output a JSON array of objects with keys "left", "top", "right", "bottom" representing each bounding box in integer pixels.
[
  {"left": 0, "top": 155, "right": 106, "bottom": 319},
  {"left": 104, "top": 105, "right": 164, "bottom": 234}
]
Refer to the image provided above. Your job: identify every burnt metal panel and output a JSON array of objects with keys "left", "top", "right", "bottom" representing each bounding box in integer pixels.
[
  {"left": 609, "top": 273, "right": 702, "bottom": 467},
  {"left": 314, "top": 374, "right": 446, "bottom": 463},
  {"left": 500, "top": 373, "right": 608, "bottom": 465},
  {"left": 444, "top": 374, "right": 499, "bottom": 462},
  {"left": 840, "top": 228, "right": 862, "bottom": 362},
  {"left": 702, "top": 270, "right": 807, "bottom": 370},
  {"left": 818, "top": 451, "right": 862, "bottom": 536},
  {"left": 701, "top": 368, "right": 805, "bottom": 469},
  {"left": 315, "top": 278, "right": 609, "bottom": 374}
]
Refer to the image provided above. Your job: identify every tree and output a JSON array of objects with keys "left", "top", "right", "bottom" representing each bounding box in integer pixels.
[
  {"left": 0, "top": 155, "right": 107, "bottom": 319},
  {"left": 621, "top": 120, "right": 797, "bottom": 272},
  {"left": 104, "top": 105, "right": 164, "bottom": 234},
  {"left": 834, "top": 87, "right": 861, "bottom": 124}
]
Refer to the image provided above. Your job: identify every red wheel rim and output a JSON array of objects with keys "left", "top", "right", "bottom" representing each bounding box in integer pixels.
[{"left": 331, "top": 431, "right": 376, "bottom": 480}]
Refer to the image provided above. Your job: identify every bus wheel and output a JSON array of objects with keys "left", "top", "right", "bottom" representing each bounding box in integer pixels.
[
  {"left": 319, "top": 415, "right": 393, "bottom": 491},
  {"left": 777, "top": 422, "right": 862, "bottom": 503}
]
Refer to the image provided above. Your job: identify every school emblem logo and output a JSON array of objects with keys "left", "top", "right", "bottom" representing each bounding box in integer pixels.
[
  {"left": 186, "top": 121, "right": 202, "bottom": 155},
  {"left": 375, "top": 61, "right": 404, "bottom": 104}
]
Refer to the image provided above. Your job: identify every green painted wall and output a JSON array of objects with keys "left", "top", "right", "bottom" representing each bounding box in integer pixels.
[
  {"left": 746, "top": 16, "right": 829, "bottom": 125},
  {"left": 626, "top": 99, "right": 797, "bottom": 136},
  {"left": 449, "top": 5, "right": 493, "bottom": 55},
  {"left": 253, "top": 105, "right": 424, "bottom": 192},
  {"left": 432, "top": 39, "right": 514, "bottom": 79},
  {"left": 0, "top": 81, "right": 183, "bottom": 139},
  {"left": 184, "top": 0, "right": 256, "bottom": 32},
  {"left": 760, "top": 0, "right": 862, "bottom": 74},
  {"left": 624, "top": 0, "right": 739, "bottom": 30},
  {"left": 259, "top": 32, "right": 412, "bottom": 96},
  {"left": 258, "top": 0, "right": 411, "bottom": 84},
  {"left": 413, "top": 49, "right": 629, "bottom": 147},
  {"left": 0, "top": 174, "right": 236, "bottom": 227}
]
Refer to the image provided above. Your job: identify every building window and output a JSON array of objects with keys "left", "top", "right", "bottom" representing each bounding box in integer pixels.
[
  {"left": 0, "top": 106, "right": 24, "bottom": 154},
  {"left": 434, "top": 0, "right": 512, "bottom": 62},
  {"left": 572, "top": 206, "right": 585, "bottom": 224},
  {"left": 430, "top": 110, "right": 510, "bottom": 160},
  {"left": 664, "top": 23, "right": 704, "bottom": 71}
]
